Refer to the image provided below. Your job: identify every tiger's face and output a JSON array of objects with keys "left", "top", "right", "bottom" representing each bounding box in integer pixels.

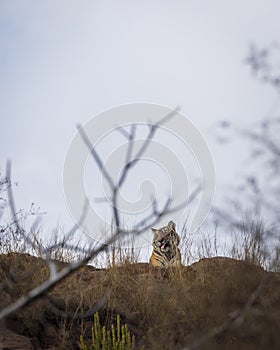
[
  {"left": 150, "top": 220, "right": 182, "bottom": 267},
  {"left": 152, "top": 221, "right": 179, "bottom": 253}
]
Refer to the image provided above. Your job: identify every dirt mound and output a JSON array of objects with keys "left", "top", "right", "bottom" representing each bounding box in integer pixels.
[{"left": 0, "top": 253, "right": 279, "bottom": 349}]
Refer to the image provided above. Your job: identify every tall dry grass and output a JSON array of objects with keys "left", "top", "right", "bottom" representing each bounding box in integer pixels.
[{"left": 0, "top": 217, "right": 280, "bottom": 349}]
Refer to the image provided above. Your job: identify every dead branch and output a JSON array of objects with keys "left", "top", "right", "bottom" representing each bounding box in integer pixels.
[{"left": 0, "top": 109, "right": 185, "bottom": 321}]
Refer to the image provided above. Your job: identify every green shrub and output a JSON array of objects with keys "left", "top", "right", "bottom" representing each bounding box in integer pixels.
[{"left": 80, "top": 312, "right": 142, "bottom": 350}]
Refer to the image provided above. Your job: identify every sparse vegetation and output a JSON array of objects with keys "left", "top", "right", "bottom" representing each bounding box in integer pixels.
[
  {"left": 0, "top": 224, "right": 279, "bottom": 349},
  {"left": 0, "top": 173, "right": 280, "bottom": 350}
]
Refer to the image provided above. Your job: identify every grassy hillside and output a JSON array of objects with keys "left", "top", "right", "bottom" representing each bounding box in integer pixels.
[{"left": 0, "top": 252, "right": 279, "bottom": 349}]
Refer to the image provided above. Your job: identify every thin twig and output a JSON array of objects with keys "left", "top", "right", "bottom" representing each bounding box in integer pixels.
[{"left": 77, "top": 123, "right": 115, "bottom": 190}]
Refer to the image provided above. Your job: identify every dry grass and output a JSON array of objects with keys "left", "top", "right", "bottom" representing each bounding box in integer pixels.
[
  {"left": 0, "top": 250, "right": 279, "bottom": 350},
  {"left": 0, "top": 221, "right": 280, "bottom": 349}
]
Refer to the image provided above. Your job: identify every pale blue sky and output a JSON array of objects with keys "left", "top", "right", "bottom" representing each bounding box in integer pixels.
[{"left": 1, "top": 1, "right": 280, "bottom": 246}]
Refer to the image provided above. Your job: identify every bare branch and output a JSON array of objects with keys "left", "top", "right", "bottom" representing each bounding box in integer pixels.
[
  {"left": 77, "top": 123, "right": 115, "bottom": 190},
  {"left": 0, "top": 109, "right": 183, "bottom": 321},
  {"left": 6, "top": 160, "right": 43, "bottom": 254},
  {"left": 242, "top": 129, "right": 280, "bottom": 158},
  {"left": 118, "top": 106, "right": 180, "bottom": 189}
]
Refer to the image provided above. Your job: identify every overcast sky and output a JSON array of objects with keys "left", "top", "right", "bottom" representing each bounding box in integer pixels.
[{"left": 1, "top": 1, "right": 280, "bottom": 249}]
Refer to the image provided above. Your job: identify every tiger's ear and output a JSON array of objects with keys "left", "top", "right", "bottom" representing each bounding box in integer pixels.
[
  {"left": 151, "top": 227, "right": 157, "bottom": 233},
  {"left": 168, "top": 221, "right": 176, "bottom": 230}
]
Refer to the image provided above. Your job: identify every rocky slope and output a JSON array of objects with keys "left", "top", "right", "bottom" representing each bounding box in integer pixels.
[{"left": 0, "top": 253, "right": 279, "bottom": 349}]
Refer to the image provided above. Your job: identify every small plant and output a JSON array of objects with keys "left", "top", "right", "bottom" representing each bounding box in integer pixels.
[{"left": 80, "top": 312, "right": 141, "bottom": 350}]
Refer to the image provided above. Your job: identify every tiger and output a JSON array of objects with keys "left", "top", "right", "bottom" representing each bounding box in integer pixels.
[{"left": 149, "top": 220, "right": 182, "bottom": 267}]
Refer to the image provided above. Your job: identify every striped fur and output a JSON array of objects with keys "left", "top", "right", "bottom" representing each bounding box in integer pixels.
[{"left": 149, "top": 221, "right": 181, "bottom": 267}]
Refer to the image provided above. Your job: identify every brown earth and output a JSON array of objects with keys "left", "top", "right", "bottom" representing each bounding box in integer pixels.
[{"left": 0, "top": 253, "right": 279, "bottom": 349}]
